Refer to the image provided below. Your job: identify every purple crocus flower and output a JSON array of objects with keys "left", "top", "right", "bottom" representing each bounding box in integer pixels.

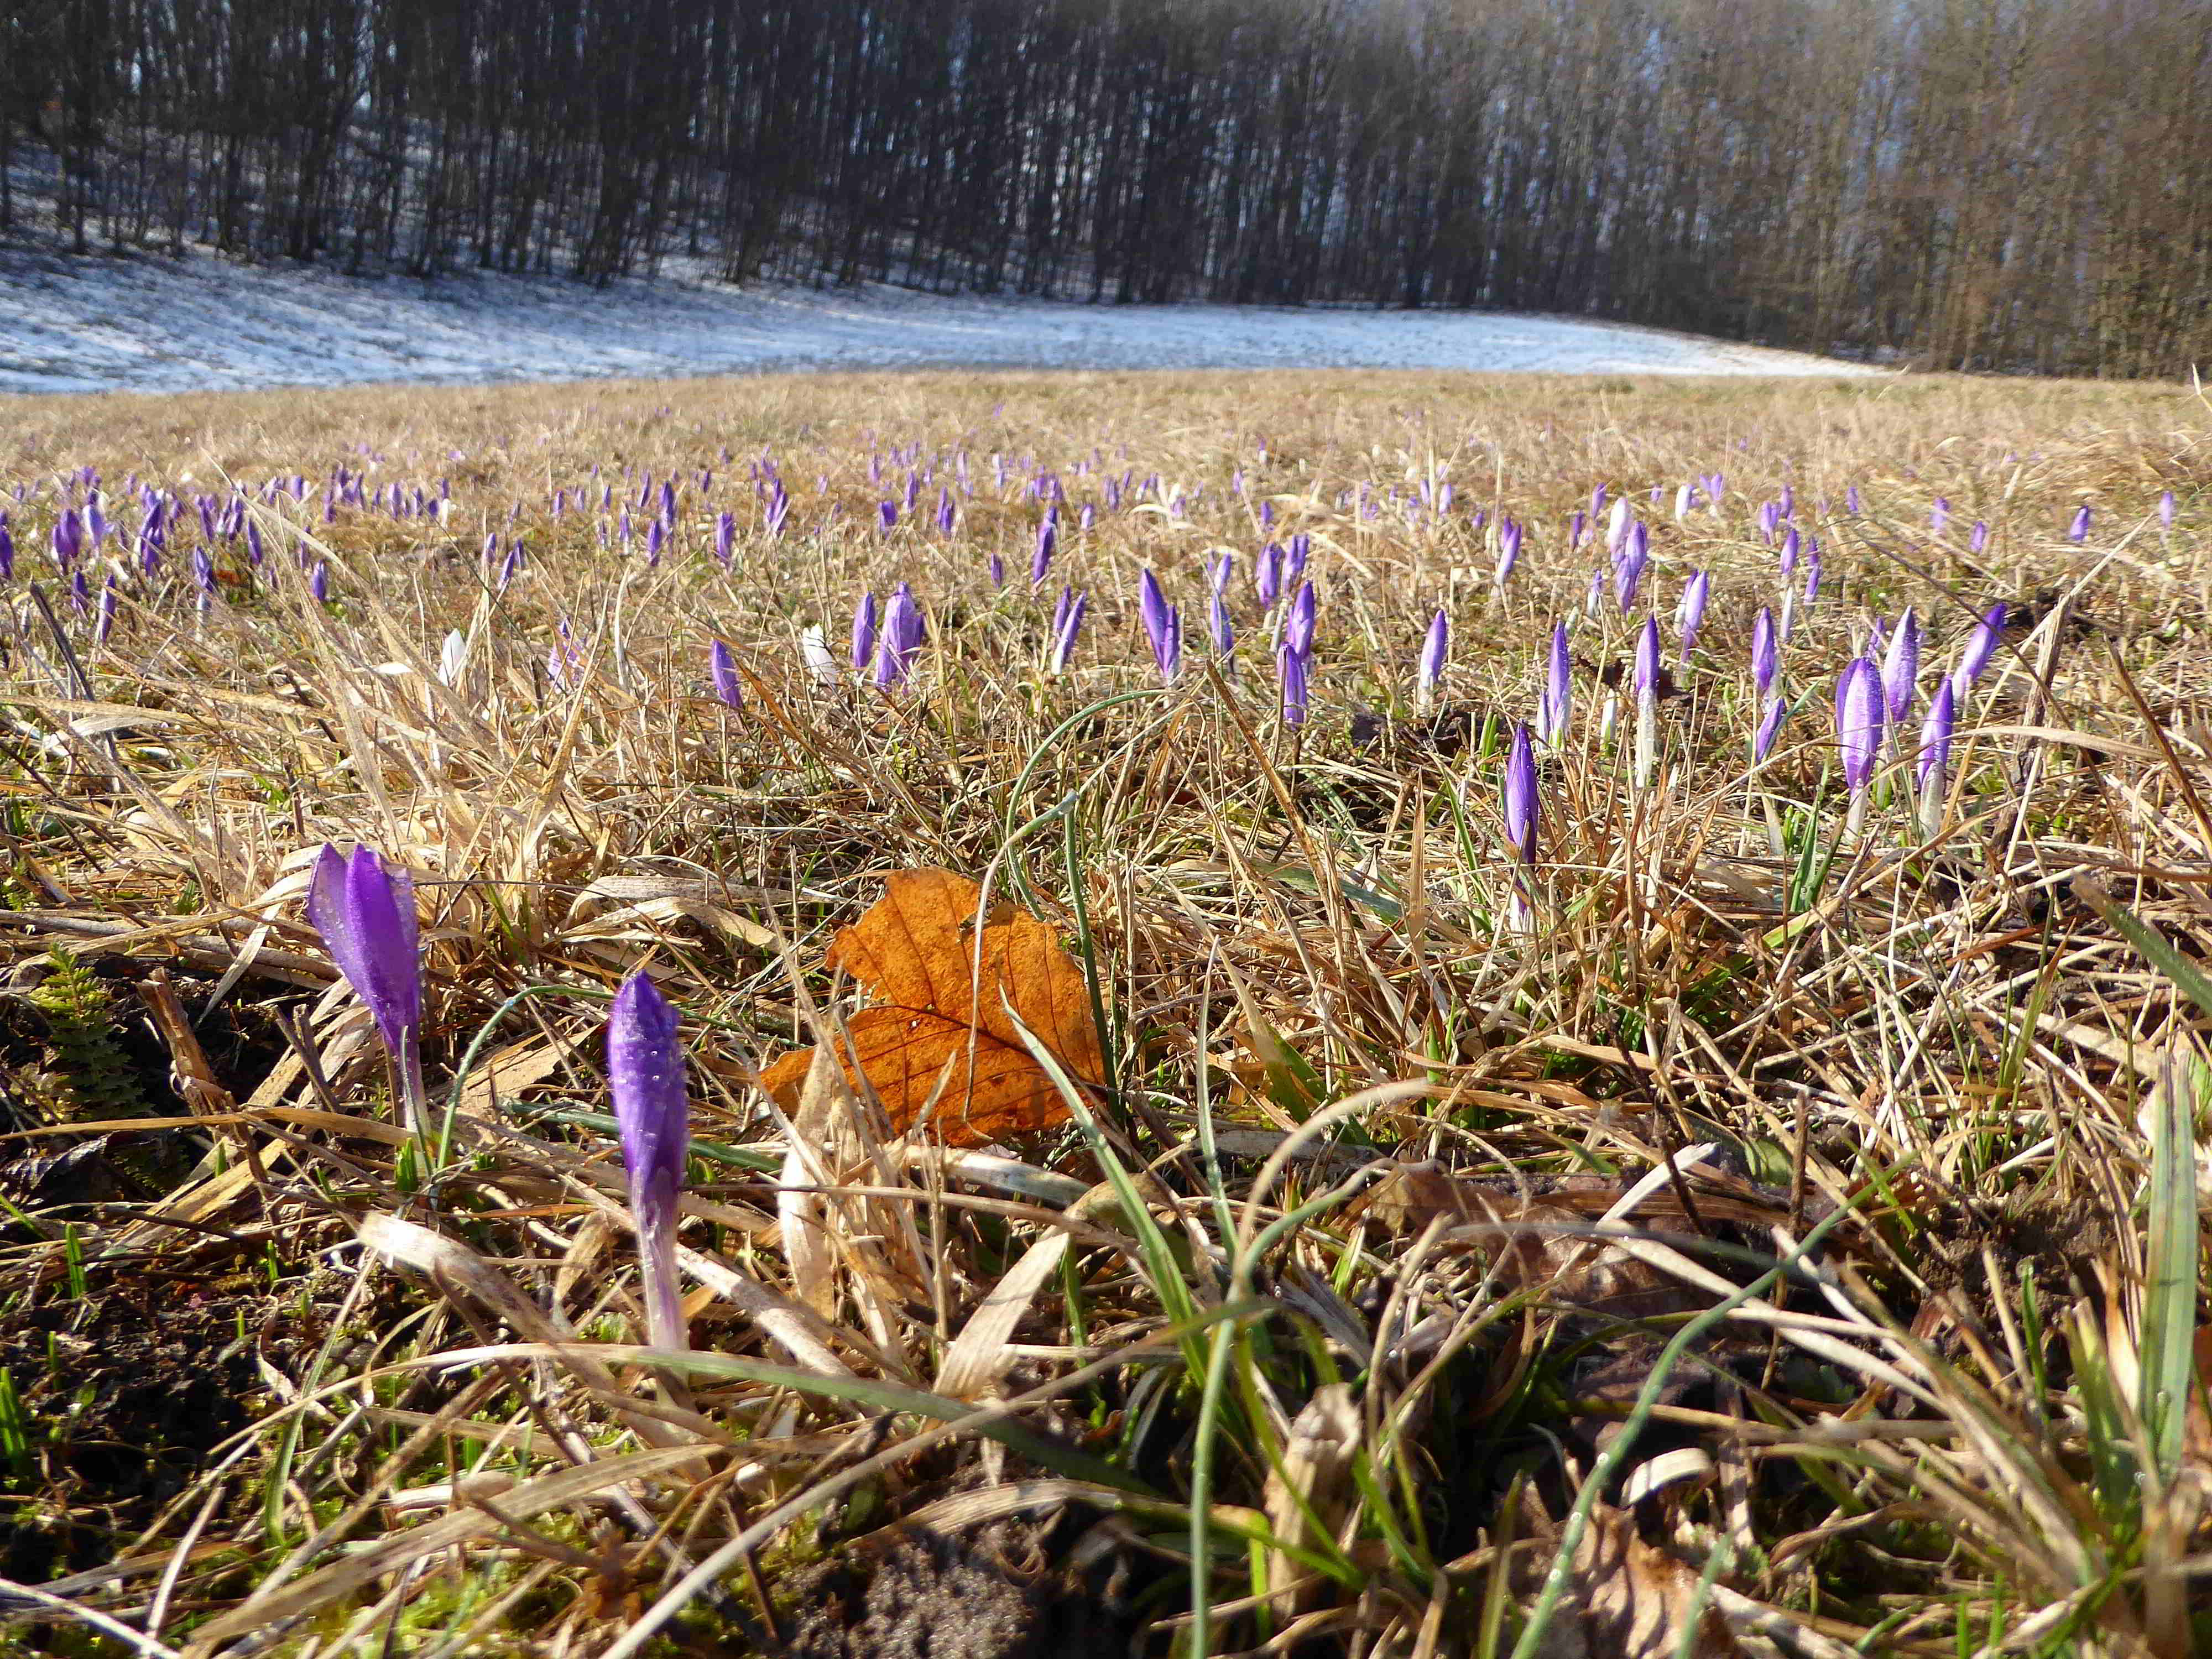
[
  {"left": 191, "top": 547, "right": 217, "bottom": 602},
  {"left": 714, "top": 511, "right": 735, "bottom": 567},
  {"left": 709, "top": 640, "right": 742, "bottom": 709},
  {"left": 2159, "top": 491, "right": 2176, "bottom": 530},
  {"left": 1632, "top": 616, "right": 1662, "bottom": 703},
  {"left": 1418, "top": 609, "right": 1448, "bottom": 706},
  {"left": 1835, "top": 657, "right": 1884, "bottom": 797},
  {"left": 307, "top": 844, "right": 429, "bottom": 1137},
  {"left": 1917, "top": 676, "right": 1954, "bottom": 789},
  {"left": 1138, "top": 568, "right": 1180, "bottom": 682},
  {"left": 607, "top": 971, "right": 691, "bottom": 1357},
  {"left": 852, "top": 592, "right": 878, "bottom": 674},
  {"left": 1880, "top": 607, "right": 1919, "bottom": 723},
  {"left": 877, "top": 583, "right": 924, "bottom": 685},
  {"left": 1678, "top": 570, "right": 1709, "bottom": 660},
  {"left": 1495, "top": 517, "right": 1522, "bottom": 586},
  {"left": 1503, "top": 722, "right": 1537, "bottom": 864},
  {"left": 1954, "top": 602, "right": 2008, "bottom": 694},
  {"left": 1048, "top": 588, "right": 1087, "bottom": 674},
  {"left": 1751, "top": 608, "right": 1778, "bottom": 701},
  {"left": 95, "top": 578, "right": 116, "bottom": 645},
  {"left": 878, "top": 502, "right": 898, "bottom": 534},
  {"left": 1969, "top": 520, "right": 1989, "bottom": 555},
  {"left": 936, "top": 488, "right": 957, "bottom": 536},
  {"left": 0, "top": 524, "right": 13, "bottom": 580},
  {"left": 1778, "top": 526, "right": 1800, "bottom": 578},
  {"left": 1803, "top": 545, "right": 1822, "bottom": 603},
  {"left": 1539, "top": 622, "right": 1571, "bottom": 746},
  {"left": 1931, "top": 498, "right": 1949, "bottom": 536},
  {"left": 1284, "top": 533, "right": 1309, "bottom": 588},
  {"left": 1255, "top": 542, "right": 1284, "bottom": 607},
  {"left": 51, "top": 510, "right": 81, "bottom": 568},
  {"left": 1207, "top": 551, "right": 1234, "bottom": 594},
  {"left": 1613, "top": 525, "right": 1648, "bottom": 611},
  {"left": 310, "top": 560, "right": 331, "bottom": 604},
  {"left": 1277, "top": 640, "right": 1308, "bottom": 727},
  {"left": 1030, "top": 508, "right": 1058, "bottom": 590},
  {"left": 764, "top": 483, "right": 790, "bottom": 539},
  {"left": 1754, "top": 696, "right": 1786, "bottom": 764},
  {"left": 1285, "top": 580, "right": 1317, "bottom": 659}
]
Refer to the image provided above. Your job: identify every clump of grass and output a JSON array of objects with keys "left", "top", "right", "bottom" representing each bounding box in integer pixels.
[{"left": 0, "top": 367, "right": 2204, "bottom": 1657}]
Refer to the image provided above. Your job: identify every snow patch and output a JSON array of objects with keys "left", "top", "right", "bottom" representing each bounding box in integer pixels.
[{"left": 0, "top": 248, "right": 1882, "bottom": 397}]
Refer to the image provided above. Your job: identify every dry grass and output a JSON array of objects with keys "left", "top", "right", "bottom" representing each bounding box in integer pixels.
[{"left": 0, "top": 366, "right": 2207, "bottom": 1657}]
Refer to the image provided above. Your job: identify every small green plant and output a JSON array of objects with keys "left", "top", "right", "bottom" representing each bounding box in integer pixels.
[{"left": 24, "top": 953, "right": 147, "bottom": 1123}]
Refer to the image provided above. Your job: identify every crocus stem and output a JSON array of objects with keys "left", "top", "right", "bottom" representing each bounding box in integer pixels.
[
  {"left": 1918, "top": 760, "right": 1946, "bottom": 842},
  {"left": 1846, "top": 790, "right": 1868, "bottom": 843},
  {"left": 638, "top": 1212, "right": 686, "bottom": 1360},
  {"left": 398, "top": 1039, "right": 432, "bottom": 1144}
]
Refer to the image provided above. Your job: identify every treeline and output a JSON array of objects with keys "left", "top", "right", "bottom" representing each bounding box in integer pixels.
[{"left": 6, "top": 0, "right": 2209, "bottom": 377}]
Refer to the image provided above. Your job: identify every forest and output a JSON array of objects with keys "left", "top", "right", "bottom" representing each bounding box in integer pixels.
[{"left": 6, "top": 0, "right": 2209, "bottom": 378}]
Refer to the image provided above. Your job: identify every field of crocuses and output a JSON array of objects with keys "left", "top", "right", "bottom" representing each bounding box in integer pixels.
[{"left": 0, "top": 368, "right": 2206, "bottom": 1657}]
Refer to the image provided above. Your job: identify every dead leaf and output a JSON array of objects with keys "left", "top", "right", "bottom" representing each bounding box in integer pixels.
[
  {"left": 1525, "top": 1502, "right": 1745, "bottom": 1659},
  {"left": 759, "top": 869, "right": 1104, "bottom": 1144}
]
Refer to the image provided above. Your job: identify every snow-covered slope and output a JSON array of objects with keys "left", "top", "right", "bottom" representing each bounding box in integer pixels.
[{"left": 0, "top": 248, "right": 1882, "bottom": 395}]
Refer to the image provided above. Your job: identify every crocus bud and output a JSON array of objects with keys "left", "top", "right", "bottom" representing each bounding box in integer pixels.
[
  {"left": 1751, "top": 608, "right": 1778, "bottom": 701},
  {"left": 710, "top": 639, "right": 742, "bottom": 709},
  {"left": 1278, "top": 640, "right": 1308, "bottom": 727},
  {"left": 852, "top": 592, "right": 878, "bottom": 674},
  {"left": 1286, "top": 580, "right": 1317, "bottom": 659},
  {"left": 1606, "top": 496, "right": 1630, "bottom": 554},
  {"left": 1503, "top": 722, "right": 1537, "bottom": 863},
  {"left": 1931, "top": 498, "right": 1949, "bottom": 535},
  {"left": 2068, "top": 504, "right": 2091, "bottom": 543},
  {"left": 1880, "top": 606, "right": 1919, "bottom": 723},
  {"left": 2159, "top": 491, "right": 2176, "bottom": 530},
  {"left": 607, "top": 971, "right": 691, "bottom": 1356},
  {"left": 1917, "top": 676, "right": 1954, "bottom": 790},
  {"left": 1969, "top": 520, "right": 1988, "bottom": 555},
  {"left": 1540, "top": 622, "right": 1572, "bottom": 747},
  {"left": 1778, "top": 526, "right": 1799, "bottom": 578},
  {"left": 1048, "top": 588, "right": 1087, "bottom": 674},
  {"left": 1255, "top": 542, "right": 1283, "bottom": 607},
  {"left": 1953, "top": 602, "right": 2007, "bottom": 694},
  {"left": 714, "top": 510, "right": 734, "bottom": 566},
  {"left": 1673, "top": 483, "right": 1695, "bottom": 520},
  {"left": 1417, "top": 610, "right": 1448, "bottom": 708},
  {"left": 877, "top": 583, "right": 924, "bottom": 685},
  {"left": 1678, "top": 570, "right": 1709, "bottom": 660},
  {"left": 1845, "top": 485, "right": 1861, "bottom": 514},
  {"left": 1835, "top": 657, "right": 1884, "bottom": 797},
  {"left": 801, "top": 625, "right": 839, "bottom": 685},
  {"left": 1494, "top": 517, "right": 1522, "bottom": 586},
  {"left": 1031, "top": 508, "right": 1057, "bottom": 589},
  {"left": 1632, "top": 617, "right": 1662, "bottom": 786},
  {"left": 1754, "top": 695, "right": 1786, "bottom": 764},
  {"left": 307, "top": 844, "right": 429, "bottom": 1136},
  {"left": 1139, "top": 568, "right": 1179, "bottom": 682}
]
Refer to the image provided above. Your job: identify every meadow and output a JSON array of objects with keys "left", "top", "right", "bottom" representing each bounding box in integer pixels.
[{"left": 0, "top": 367, "right": 2205, "bottom": 1657}]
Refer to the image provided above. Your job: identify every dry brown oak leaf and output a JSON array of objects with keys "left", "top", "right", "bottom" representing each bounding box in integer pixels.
[{"left": 758, "top": 869, "right": 1105, "bottom": 1145}]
